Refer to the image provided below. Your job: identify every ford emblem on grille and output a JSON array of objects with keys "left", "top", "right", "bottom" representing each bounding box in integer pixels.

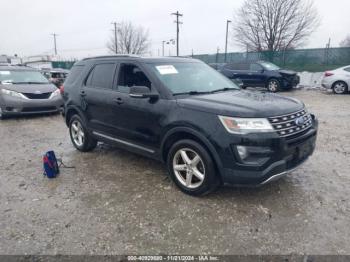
[
  {"left": 34, "top": 90, "right": 42, "bottom": 94},
  {"left": 295, "top": 116, "right": 305, "bottom": 127}
]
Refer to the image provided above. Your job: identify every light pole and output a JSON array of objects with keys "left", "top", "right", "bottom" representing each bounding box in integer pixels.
[{"left": 225, "top": 20, "right": 231, "bottom": 62}]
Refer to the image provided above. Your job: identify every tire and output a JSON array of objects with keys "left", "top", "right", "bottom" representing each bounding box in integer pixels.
[
  {"left": 166, "top": 139, "right": 220, "bottom": 196},
  {"left": 69, "top": 115, "right": 97, "bottom": 152},
  {"left": 332, "top": 81, "right": 348, "bottom": 94},
  {"left": 267, "top": 78, "right": 280, "bottom": 92}
]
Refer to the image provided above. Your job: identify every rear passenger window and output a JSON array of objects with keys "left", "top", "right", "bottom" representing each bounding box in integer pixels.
[
  {"left": 224, "top": 63, "right": 248, "bottom": 70},
  {"left": 65, "top": 65, "right": 84, "bottom": 85},
  {"left": 86, "top": 63, "right": 115, "bottom": 89}
]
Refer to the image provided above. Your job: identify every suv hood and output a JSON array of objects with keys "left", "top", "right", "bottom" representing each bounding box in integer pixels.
[
  {"left": 177, "top": 90, "right": 304, "bottom": 118},
  {"left": 0, "top": 83, "right": 57, "bottom": 94}
]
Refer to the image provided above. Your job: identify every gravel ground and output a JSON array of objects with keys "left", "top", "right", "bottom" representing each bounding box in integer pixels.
[{"left": 0, "top": 89, "right": 349, "bottom": 255}]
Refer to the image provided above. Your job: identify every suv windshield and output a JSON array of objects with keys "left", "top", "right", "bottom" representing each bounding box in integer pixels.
[
  {"left": 259, "top": 61, "right": 280, "bottom": 71},
  {"left": 147, "top": 62, "right": 239, "bottom": 95},
  {"left": 0, "top": 70, "right": 50, "bottom": 84}
]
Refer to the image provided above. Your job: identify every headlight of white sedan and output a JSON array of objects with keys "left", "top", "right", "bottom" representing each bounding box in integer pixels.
[
  {"left": 1, "top": 89, "right": 28, "bottom": 99},
  {"left": 218, "top": 115, "right": 274, "bottom": 134}
]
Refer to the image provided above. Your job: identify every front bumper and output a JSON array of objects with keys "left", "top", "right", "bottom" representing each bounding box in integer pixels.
[
  {"left": 281, "top": 75, "right": 300, "bottom": 89},
  {"left": 215, "top": 117, "right": 318, "bottom": 186},
  {"left": 0, "top": 94, "right": 63, "bottom": 115}
]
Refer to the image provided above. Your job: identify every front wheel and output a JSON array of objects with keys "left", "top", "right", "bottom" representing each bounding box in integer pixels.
[
  {"left": 332, "top": 81, "right": 348, "bottom": 94},
  {"left": 69, "top": 115, "right": 97, "bottom": 152},
  {"left": 267, "top": 79, "right": 280, "bottom": 92},
  {"left": 167, "top": 139, "right": 220, "bottom": 196}
]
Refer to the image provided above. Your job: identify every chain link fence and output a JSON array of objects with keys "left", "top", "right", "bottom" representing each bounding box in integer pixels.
[{"left": 193, "top": 47, "right": 350, "bottom": 72}]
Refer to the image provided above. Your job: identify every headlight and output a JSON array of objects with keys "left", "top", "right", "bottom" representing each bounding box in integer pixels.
[
  {"left": 49, "top": 89, "right": 61, "bottom": 99},
  {"left": 219, "top": 115, "right": 273, "bottom": 134},
  {"left": 1, "top": 89, "right": 28, "bottom": 99}
]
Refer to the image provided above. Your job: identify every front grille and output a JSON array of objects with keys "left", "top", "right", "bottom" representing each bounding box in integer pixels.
[
  {"left": 22, "top": 92, "right": 52, "bottom": 99},
  {"left": 268, "top": 109, "right": 312, "bottom": 138}
]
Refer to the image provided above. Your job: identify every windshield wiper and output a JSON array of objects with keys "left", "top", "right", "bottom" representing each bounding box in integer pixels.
[
  {"left": 209, "top": 87, "right": 238, "bottom": 93},
  {"left": 173, "top": 91, "right": 210, "bottom": 96}
]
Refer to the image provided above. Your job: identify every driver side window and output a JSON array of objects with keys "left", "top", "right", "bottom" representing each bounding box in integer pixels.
[
  {"left": 117, "top": 63, "right": 151, "bottom": 93},
  {"left": 250, "top": 63, "right": 263, "bottom": 72}
]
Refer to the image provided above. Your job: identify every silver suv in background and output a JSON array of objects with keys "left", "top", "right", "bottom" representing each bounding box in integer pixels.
[
  {"left": 0, "top": 65, "right": 63, "bottom": 119},
  {"left": 322, "top": 65, "right": 350, "bottom": 94}
]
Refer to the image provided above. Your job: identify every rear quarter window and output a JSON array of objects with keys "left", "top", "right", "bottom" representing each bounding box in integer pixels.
[
  {"left": 64, "top": 65, "right": 84, "bottom": 85},
  {"left": 344, "top": 67, "right": 350, "bottom": 72}
]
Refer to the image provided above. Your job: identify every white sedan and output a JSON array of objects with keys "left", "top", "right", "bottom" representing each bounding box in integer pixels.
[{"left": 321, "top": 65, "right": 350, "bottom": 94}]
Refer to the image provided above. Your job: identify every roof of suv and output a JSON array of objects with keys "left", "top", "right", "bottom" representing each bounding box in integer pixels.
[{"left": 75, "top": 55, "right": 198, "bottom": 66}]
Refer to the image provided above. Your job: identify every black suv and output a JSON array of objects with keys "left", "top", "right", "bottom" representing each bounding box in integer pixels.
[
  {"left": 63, "top": 56, "right": 317, "bottom": 196},
  {"left": 220, "top": 61, "right": 300, "bottom": 92}
]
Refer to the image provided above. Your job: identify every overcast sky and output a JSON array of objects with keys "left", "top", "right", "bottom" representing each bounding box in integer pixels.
[{"left": 1, "top": 0, "right": 349, "bottom": 59}]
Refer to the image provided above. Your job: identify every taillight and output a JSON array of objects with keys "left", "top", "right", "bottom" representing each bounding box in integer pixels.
[
  {"left": 324, "top": 71, "right": 334, "bottom": 77},
  {"left": 59, "top": 85, "right": 64, "bottom": 94}
]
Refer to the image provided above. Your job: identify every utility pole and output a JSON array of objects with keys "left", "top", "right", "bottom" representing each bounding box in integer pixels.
[
  {"left": 162, "top": 41, "right": 166, "bottom": 56},
  {"left": 171, "top": 11, "right": 183, "bottom": 56},
  {"left": 216, "top": 47, "right": 220, "bottom": 63},
  {"left": 224, "top": 20, "right": 231, "bottom": 62},
  {"left": 111, "top": 22, "right": 118, "bottom": 54},
  {"left": 51, "top": 33, "right": 58, "bottom": 56}
]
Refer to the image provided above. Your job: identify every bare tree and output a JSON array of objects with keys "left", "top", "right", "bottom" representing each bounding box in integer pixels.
[
  {"left": 340, "top": 35, "right": 350, "bottom": 47},
  {"left": 233, "top": 0, "right": 320, "bottom": 52},
  {"left": 107, "top": 21, "right": 150, "bottom": 55}
]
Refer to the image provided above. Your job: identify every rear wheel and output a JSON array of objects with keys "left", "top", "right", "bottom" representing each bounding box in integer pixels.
[
  {"left": 267, "top": 78, "right": 280, "bottom": 92},
  {"left": 69, "top": 115, "right": 97, "bottom": 152},
  {"left": 167, "top": 139, "right": 220, "bottom": 196},
  {"left": 332, "top": 81, "right": 348, "bottom": 94}
]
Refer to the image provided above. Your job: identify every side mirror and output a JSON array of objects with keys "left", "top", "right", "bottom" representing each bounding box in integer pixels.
[{"left": 129, "top": 86, "right": 159, "bottom": 99}]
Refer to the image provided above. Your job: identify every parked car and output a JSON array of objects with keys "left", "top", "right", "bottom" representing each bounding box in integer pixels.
[
  {"left": 42, "top": 68, "right": 69, "bottom": 88},
  {"left": 220, "top": 61, "right": 300, "bottom": 92},
  {"left": 321, "top": 65, "right": 350, "bottom": 94},
  {"left": 63, "top": 55, "right": 317, "bottom": 196},
  {"left": 208, "top": 63, "right": 226, "bottom": 72},
  {"left": 0, "top": 65, "right": 63, "bottom": 119},
  {"left": 209, "top": 63, "right": 244, "bottom": 88}
]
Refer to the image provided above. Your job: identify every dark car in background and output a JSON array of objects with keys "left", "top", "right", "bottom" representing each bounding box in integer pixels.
[
  {"left": 62, "top": 55, "right": 317, "bottom": 196},
  {"left": 220, "top": 61, "right": 300, "bottom": 92},
  {"left": 0, "top": 65, "right": 63, "bottom": 119}
]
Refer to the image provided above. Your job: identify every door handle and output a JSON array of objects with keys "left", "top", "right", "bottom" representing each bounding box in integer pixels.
[{"left": 114, "top": 97, "right": 124, "bottom": 105}]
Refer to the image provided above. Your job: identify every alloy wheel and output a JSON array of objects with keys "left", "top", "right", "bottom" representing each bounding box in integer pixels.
[
  {"left": 70, "top": 120, "right": 85, "bottom": 147},
  {"left": 268, "top": 80, "right": 278, "bottom": 92},
  {"left": 334, "top": 82, "right": 347, "bottom": 94},
  {"left": 172, "top": 148, "right": 205, "bottom": 189}
]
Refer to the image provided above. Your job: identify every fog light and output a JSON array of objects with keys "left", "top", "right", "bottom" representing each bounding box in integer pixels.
[{"left": 236, "top": 145, "right": 249, "bottom": 160}]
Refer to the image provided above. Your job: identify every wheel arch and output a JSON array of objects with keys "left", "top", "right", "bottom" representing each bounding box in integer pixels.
[
  {"left": 332, "top": 80, "right": 348, "bottom": 90},
  {"left": 160, "top": 127, "right": 223, "bottom": 179},
  {"left": 65, "top": 105, "right": 86, "bottom": 127}
]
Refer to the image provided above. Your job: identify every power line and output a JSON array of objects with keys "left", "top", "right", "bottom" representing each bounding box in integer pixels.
[
  {"left": 51, "top": 33, "right": 58, "bottom": 55},
  {"left": 171, "top": 11, "right": 183, "bottom": 56}
]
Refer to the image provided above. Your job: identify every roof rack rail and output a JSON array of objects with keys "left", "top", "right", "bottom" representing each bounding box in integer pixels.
[{"left": 82, "top": 54, "right": 140, "bottom": 61}]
